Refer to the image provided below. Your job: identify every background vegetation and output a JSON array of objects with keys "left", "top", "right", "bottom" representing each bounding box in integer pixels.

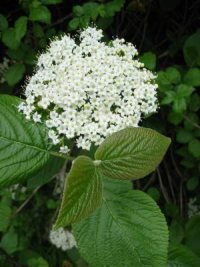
[{"left": 0, "top": 0, "right": 200, "bottom": 266}]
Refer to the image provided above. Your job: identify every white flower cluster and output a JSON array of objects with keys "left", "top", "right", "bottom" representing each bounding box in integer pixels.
[
  {"left": 188, "top": 198, "right": 200, "bottom": 218},
  {"left": 0, "top": 57, "right": 10, "bottom": 83},
  {"left": 10, "top": 184, "right": 27, "bottom": 200},
  {"left": 49, "top": 228, "right": 76, "bottom": 251},
  {"left": 19, "top": 27, "right": 158, "bottom": 153}
]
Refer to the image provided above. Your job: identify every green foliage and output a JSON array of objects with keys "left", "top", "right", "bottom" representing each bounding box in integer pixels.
[
  {"left": 183, "top": 31, "right": 200, "bottom": 67},
  {"left": 0, "top": 95, "right": 68, "bottom": 188},
  {"left": 95, "top": 127, "right": 171, "bottom": 180},
  {"left": 185, "top": 216, "right": 200, "bottom": 257},
  {"left": 0, "top": 14, "right": 8, "bottom": 31},
  {"left": 69, "top": 0, "right": 125, "bottom": 30},
  {"left": 14, "top": 16, "right": 28, "bottom": 42},
  {"left": 55, "top": 156, "right": 102, "bottom": 227},
  {"left": 29, "top": 6, "right": 51, "bottom": 24},
  {"left": 140, "top": 52, "right": 156, "bottom": 70},
  {"left": 168, "top": 244, "right": 200, "bottom": 267},
  {"left": 5, "top": 63, "right": 26, "bottom": 86},
  {"left": 73, "top": 177, "right": 168, "bottom": 267}
]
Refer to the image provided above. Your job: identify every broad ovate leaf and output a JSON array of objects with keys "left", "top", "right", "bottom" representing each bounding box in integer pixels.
[
  {"left": 95, "top": 127, "right": 171, "bottom": 180},
  {"left": 73, "top": 178, "right": 168, "bottom": 267},
  {"left": 54, "top": 156, "right": 102, "bottom": 228},
  {"left": 0, "top": 95, "right": 62, "bottom": 188}
]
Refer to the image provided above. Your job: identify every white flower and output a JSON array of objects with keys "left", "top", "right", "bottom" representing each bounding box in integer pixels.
[
  {"left": 19, "top": 27, "right": 158, "bottom": 152},
  {"left": 49, "top": 228, "right": 77, "bottom": 251},
  {"left": 59, "top": 145, "right": 70, "bottom": 154},
  {"left": 32, "top": 112, "right": 41, "bottom": 122}
]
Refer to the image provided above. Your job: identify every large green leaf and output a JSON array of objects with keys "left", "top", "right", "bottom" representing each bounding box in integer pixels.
[
  {"left": 54, "top": 156, "right": 102, "bottom": 228},
  {"left": 73, "top": 178, "right": 168, "bottom": 267},
  {"left": 95, "top": 127, "right": 171, "bottom": 180},
  {"left": 0, "top": 95, "right": 65, "bottom": 188},
  {"left": 168, "top": 244, "right": 200, "bottom": 267},
  {"left": 27, "top": 156, "right": 65, "bottom": 188}
]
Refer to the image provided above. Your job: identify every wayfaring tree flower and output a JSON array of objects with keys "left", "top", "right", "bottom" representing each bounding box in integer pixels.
[
  {"left": 49, "top": 228, "right": 76, "bottom": 251},
  {"left": 19, "top": 27, "right": 158, "bottom": 153}
]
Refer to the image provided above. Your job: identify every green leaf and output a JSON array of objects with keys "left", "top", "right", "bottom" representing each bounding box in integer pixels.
[
  {"left": 183, "top": 32, "right": 200, "bottom": 67},
  {"left": 5, "top": 63, "right": 26, "bottom": 86},
  {"left": 176, "top": 84, "right": 194, "bottom": 98},
  {"left": 54, "top": 156, "right": 102, "bottom": 228},
  {"left": 28, "top": 257, "right": 49, "bottom": 267},
  {"left": 68, "top": 18, "right": 80, "bottom": 30},
  {"left": 0, "top": 95, "right": 64, "bottom": 188},
  {"left": 95, "top": 127, "right": 171, "bottom": 180},
  {"left": 2, "top": 28, "right": 19, "bottom": 49},
  {"left": 29, "top": 6, "right": 51, "bottom": 24},
  {"left": 168, "top": 244, "right": 200, "bottom": 267},
  {"left": 186, "top": 177, "right": 199, "bottom": 191},
  {"left": 173, "top": 98, "right": 187, "bottom": 113},
  {"left": 147, "top": 186, "right": 160, "bottom": 201},
  {"left": 14, "top": 16, "right": 27, "bottom": 42},
  {"left": 184, "top": 68, "right": 200, "bottom": 87},
  {"left": 27, "top": 157, "right": 65, "bottom": 189},
  {"left": 0, "top": 14, "right": 8, "bottom": 31},
  {"left": 73, "top": 179, "right": 168, "bottom": 267},
  {"left": 0, "top": 202, "right": 11, "bottom": 232},
  {"left": 185, "top": 215, "right": 200, "bottom": 256},
  {"left": 161, "top": 91, "right": 176, "bottom": 105},
  {"left": 169, "top": 220, "right": 184, "bottom": 244},
  {"left": 140, "top": 52, "right": 156, "bottom": 70},
  {"left": 184, "top": 113, "right": 199, "bottom": 130},
  {"left": 176, "top": 129, "right": 193, "bottom": 144},
  {"left": 42, "top": 0, "right": 62, "bottom": 4},
  {"left": 0, "top": 228, "right": 18, "bottom": 254},
  {"left": 165, "top": 67, "right": 181, "bottom": 84},
  {"left": 73, "top": 5, "right": 84, "bottom": 16},
  {"left": 32, "top": 23, "right": 44, "bottom": 38},
  {"left": 157, "top": 71, "right": 171, "bottom": 86},
  {"left": 189, "top": 94, "right": 200, "bottom": 112},
  {"left": 167, "top": 111, "right": 183, "bottom": 125},
  {"left": 188, "top": 139, "right": 200, "bottom": 158}
]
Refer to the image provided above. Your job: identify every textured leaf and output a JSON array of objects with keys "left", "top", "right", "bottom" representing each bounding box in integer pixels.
[
  {"left": 0, "top": 95, "right": 62, "bottom": 188},
  {"left": 27, "top": 156, "right": 65, "bottom": 189},
  {"left": 73, "top": 178, "right": 168, "bottom": 267},
  {"left": 168, "top": 244, "right": 200, "bottom": 267},
  {"left": 54, "top": 156, "right": 102, "bottom": 228},
  {"left": 95, "top": 127, "right": 171, "bottom": 180}
]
